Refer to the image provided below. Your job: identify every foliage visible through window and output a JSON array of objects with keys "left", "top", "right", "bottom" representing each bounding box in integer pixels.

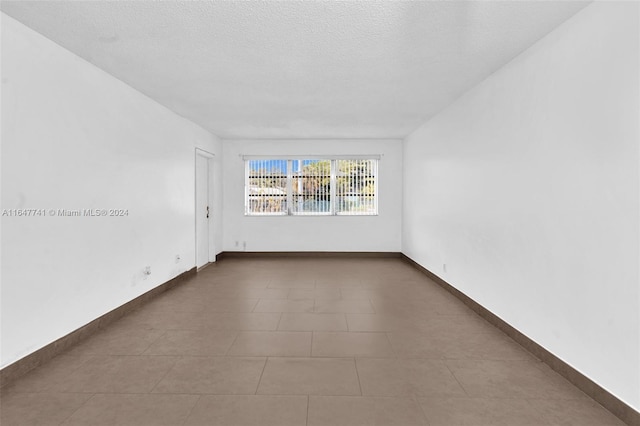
[
  {"left": 247, "top": 159, "right": 288, "bottom": 214},
  {"left": 336, "top": 160, "right": 376, "bottom": 214},
  {"left": 246, "top": 158, "right": 378, "bottom": 216}
]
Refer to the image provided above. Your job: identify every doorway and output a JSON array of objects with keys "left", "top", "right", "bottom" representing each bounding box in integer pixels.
[{"left": 195, "top": 149, "right": 215, "bottom": 269}]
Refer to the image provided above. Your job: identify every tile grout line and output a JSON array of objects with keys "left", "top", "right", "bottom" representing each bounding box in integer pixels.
[
  {"left": 250, "top": 299, "right": 259, "bottom": 313},
  {"left": 414, "top": 394, "right": 433, "bottom": 426},
  {"left": 148, "top": 356, "right": 180, "bottom": 394},
  {"left": 223, "top": 331, "right": 241, "bottom": 356},
  {"left": 522, "top": 398, "right": 555, "bottom": 426},
  {"left": 58, "top": 392, "right": 97, "bottom": 424},
  {"left": 368, "top": 297, "right": 376, "bottom": 314},
  {"left": 254, "top": 357, "right": 269, "bottom": 395},
  {"left": 139, "top": 329, "right": 168, "bottom": 356},
  {"left": 353, "top": 357, "right": 364, "bottom": 396},
  {"left": 180, "top": 394, "right": 203, "bottom": 426},
  {"left": 384, "top": 332, "right": 399, "bottom": 359},
  {"left": 443, "top": 361, "right": 471, "bottom": 398}
]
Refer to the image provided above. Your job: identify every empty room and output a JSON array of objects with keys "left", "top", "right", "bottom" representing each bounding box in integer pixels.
[{"left": 1, "top": 1, "right": 638, "bottom": 425}]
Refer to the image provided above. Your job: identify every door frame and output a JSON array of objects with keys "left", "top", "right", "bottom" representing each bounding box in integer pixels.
[{"left": 195, "top": 148, "right": 215, "bottom": 270}]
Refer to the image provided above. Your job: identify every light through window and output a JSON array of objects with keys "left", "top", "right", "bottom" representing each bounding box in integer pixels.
[
  {"left": 247, "top": 159, "right": 288, "bottom": 215},
  {"left": 292, "top": 160, "right": 331, "bottom": 215},
  {"left": 336, "top": 159, "right": 377, "bottom": 215},
  {"left": 245, "top": 158, "right": 378, "bottom": 216}
]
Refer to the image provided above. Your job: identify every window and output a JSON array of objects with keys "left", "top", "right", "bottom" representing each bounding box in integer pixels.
[
  {"left": 292, "top": 159, "right": 332, "bottom": 214},
  {"left": 246, "top": 159, "right": 288, "bottom": 215},
  {"left": 245, "top": 157, "right": 378, "bottom": 216}
]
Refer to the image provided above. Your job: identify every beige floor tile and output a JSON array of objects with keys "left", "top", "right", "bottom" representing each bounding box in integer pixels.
[
  {"left": 234, "top": 288, "right": 290, "bottom": 299},
  {"left": 143, "top": 330, "right": 237, "bottom": 356},
  {"left": 278, "top": 313, "right": 348, "bottom": 331},
  {"left": 58, "top": 355, "right": 177, "bottom": 393},
  {"left": 388, "top": 330, "right": 534, "bottom": 360},
  {"left": 288, "top": 288, "right": 342, "bottom": 300},
  {"left": 113, "top": 309, "right": 205, "bottom": 330},
  {"left": 339, "top": 289, "right": 374, "bottom": 300},
  {"left": 153, "top": 356, "right": 266, "bottom": 394},
  {"left": 430, "top": 301, "right": 478, "bottom": 316},
  {"left": 201, "top": 312, "right": 282, "bottom": 330},
  {"left": 184, "top": 395, "right": 308, "bottom": 426},
  {"left": 417, "top": 314, "right": 499, "bottom": 336},
  {"left": 446, "top": 359, "right": 589, "bottom": 400},
  {"left": 268, "top": 281, "right": 315, "bottom": 289},
  {"left": 308, "top": 396, "right": 428, "bottom": 426},
  {"left": 65, "top": 328, "right": 165, "bottom": 356},
  {"left": 312, "top": 332, "right": 395, "bottom": 357},
  {"left": 442, "top": 332, "right": 534, "bottom": 360},
  {"left": 206, "top": 298, "right": 259, "bottom": 312},
  {"left": 0, "top": 392, "right": 92, "bottom": 426},
  {"left": 254, "top": 299, "right": 315, "bottom": 313},
  {"left": 227, "top": 331, "right": 312, "bottom": 356},
  {"left": 257, "top": 357, "right": 361, "bottom": 396},
  {"left": 346, "top": 313, "right": 417, "bottom": 332},
  {"left": 3, "top": 354, "right": 91, "bottom": 393},
  {"left": 315, "top": 279, "right": 363, "bottom": 288},
  {"left": 187, "top": 286, "right": 240, "bottom": 299},
  {"left": 2, "top": 258, "right": 618, "bottom": 426},
  {"left": 366, "top": 297, "right": 422, "bottom": 312},
  {"left": 212, "top": 280, "right": 269, "bottom": 289},
  {"left": 146, "top": 296, "right": 207, "bottom": 313},
  {"left": 356, "top": 358, "right": 467, "bottom": 397},
  {"left": 372, "top": 296, "right": 472, "bottom": 316},
  {"left": 61, "top": 394, "right": 198, "bottom": 426},
  {"left": 418, "top": 397, "right": 550, "bottom": 426},
  {"left": 314, "top": 300, "right": 375, "bottom": 313},
  {"left": 529, "top": 398, "right": 627, "bottom": 426},
  {"left": 386, "top": 331, "right": 444, "bottom": 358}
]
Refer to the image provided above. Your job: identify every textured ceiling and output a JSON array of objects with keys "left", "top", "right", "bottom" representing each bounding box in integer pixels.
[{"left": 1, "top": 1, "right": 587, "bottom": 139}]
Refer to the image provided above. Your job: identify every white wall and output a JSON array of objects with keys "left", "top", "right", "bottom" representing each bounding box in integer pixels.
[
  {"left": 0, "top": 14, "right": 223, "bottom": 368},
  {"left": 403, "top": 2, "right": 639, "bottom": 410},
  {"left": 222, "top": 139, "right": 402, "bottom": 252}
]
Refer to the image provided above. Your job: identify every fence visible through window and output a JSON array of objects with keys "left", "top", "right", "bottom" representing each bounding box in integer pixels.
[
  {"left": 245, "top": 158, "right": 378, "bottom": 216},
  {"left": 247, "top": 159, "right": 288, "bottom": 215}
]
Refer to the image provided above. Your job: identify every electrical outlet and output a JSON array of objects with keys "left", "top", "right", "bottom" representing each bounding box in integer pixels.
[
  {"left": 242, "top": 241, "right": 247, "bottom": 251},
  {"left": 144, "top": 266, "right": 151, "bottom": 276}
]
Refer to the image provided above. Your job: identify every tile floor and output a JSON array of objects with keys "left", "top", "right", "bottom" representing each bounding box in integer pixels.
[{"left": 0, "top": 258, "right": 626, "bottom": 425}]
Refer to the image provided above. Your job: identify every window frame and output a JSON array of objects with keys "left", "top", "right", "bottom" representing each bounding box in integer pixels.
[{"left": 244, "top": 156, "right": 379, "bottom": 217}]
